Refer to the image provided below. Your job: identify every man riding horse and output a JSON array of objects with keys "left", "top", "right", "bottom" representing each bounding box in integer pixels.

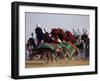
[{"left": 26, "top": 26, "right": 79, "bottom": 63}]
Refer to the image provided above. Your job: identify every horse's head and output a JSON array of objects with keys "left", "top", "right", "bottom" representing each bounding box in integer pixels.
[{"left": 26, "top": 38, "right": 36, "bottom": 49}]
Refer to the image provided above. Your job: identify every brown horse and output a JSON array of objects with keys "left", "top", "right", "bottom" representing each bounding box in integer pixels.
[
  {"left": 26, "top": 37, "right": 53, "bottom": 63},
  {"left": 51, "top": 28, "right": 68, "bottom": 43},
  {"left": 32, "top": 48, "right": 53, "bottom": 63}
]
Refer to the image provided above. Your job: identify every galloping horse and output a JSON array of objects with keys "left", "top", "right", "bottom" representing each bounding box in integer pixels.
[
  {"left": 50, "top": 28, "right": 79, "bottom": 59},
  {"left": 26, "top": 27, "right": 79, "bottom": 63},
  {"left": 26, "top": 35, "right": 53, "bottom": 63},
  {"left": 65, "top": 31, "right": 76, "bottom": 44},
  {"left": 51, "top": 28, "right": 68, "bottom": 43}
]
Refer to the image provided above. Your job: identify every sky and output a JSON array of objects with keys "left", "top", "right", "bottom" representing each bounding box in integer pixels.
[{"left": 25, "top": 12, "right": 89, "bottom": 42}]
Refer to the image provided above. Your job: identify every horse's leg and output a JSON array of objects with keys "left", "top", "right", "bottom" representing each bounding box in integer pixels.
[
  {"left": 46, "top": 51, "right": 52, "bottom": 63},
  {"left": 69, "top": 42, "right": 79, "bottom": 56},
  {"left": 63, "top": 49, "right": 68, "bottom": 64},
  {"left": 39, "top": 50, "right": 44, "bottom": 60},
  {"left": 55, "top": 52, "right": 59, "bottom": 62},
  {"left": 59, "top": 52, "right": 66, "bottom": 64},
  {"left": 50, "top": 52, "right": 53, "bottom": 63},
  {"left": 39, "top": 54, "right": 42, "bottom": 59},
  {"left": 44, "top": 52, "right": 48, "bottom": 63},
  {"left": 46, "top": 52, "right": 50, "bottom": 63},
  {"left": 42, "top": 52, "right": 46, "bottom": 61},
  {"left": 29, "top": 53, "right": 33, "bottom": 60}
]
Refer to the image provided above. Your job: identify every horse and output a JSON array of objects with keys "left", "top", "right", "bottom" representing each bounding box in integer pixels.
[
  {"left": 26, "top": 36, "right": 53, "bottom": 63},
  {"left": 32, "top": 48, "right": 53, "bottom": 63},
  {"left": 50, "top": 28, "right": 79, "bottom": 61},
  {"left": 81, "top": 33, "right": 89, "bottom": 58},
  {"left": 50, "top": 28, "right": 68, "bottom": 44},
  {"left": 43, "top": 29, "right": 53, "bottom": 43}
]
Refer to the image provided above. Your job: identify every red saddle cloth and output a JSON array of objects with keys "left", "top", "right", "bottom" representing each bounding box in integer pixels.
[
  {"left": 66, "top": 31, "right": 76, "bottom": 44},
  {"left": 51, "top": 28, "right": 76, "bottom": 44},
  {"left": 51, "top": 28, "right": 67, "bottom": 44}
]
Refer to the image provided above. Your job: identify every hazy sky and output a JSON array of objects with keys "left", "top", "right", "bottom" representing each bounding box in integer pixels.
[{"left": 25, "top": 12, "right": 89, "bottom": 42}]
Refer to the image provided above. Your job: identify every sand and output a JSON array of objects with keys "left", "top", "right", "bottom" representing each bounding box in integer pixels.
[{"left": 25, "top": 57, "right": 89, "bottom": 68}]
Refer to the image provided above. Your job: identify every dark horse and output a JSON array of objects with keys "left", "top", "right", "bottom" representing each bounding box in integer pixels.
[
  {"left": 81, "top": 33, "right": 89, "bottom": 58},
  {"left": 26, "top": 35, "right": 53, "bottom": 63}
]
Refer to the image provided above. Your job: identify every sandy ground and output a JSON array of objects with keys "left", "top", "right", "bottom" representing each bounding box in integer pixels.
[{"left": 25, "top": 57, "right": 89, "bottom": 68}]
